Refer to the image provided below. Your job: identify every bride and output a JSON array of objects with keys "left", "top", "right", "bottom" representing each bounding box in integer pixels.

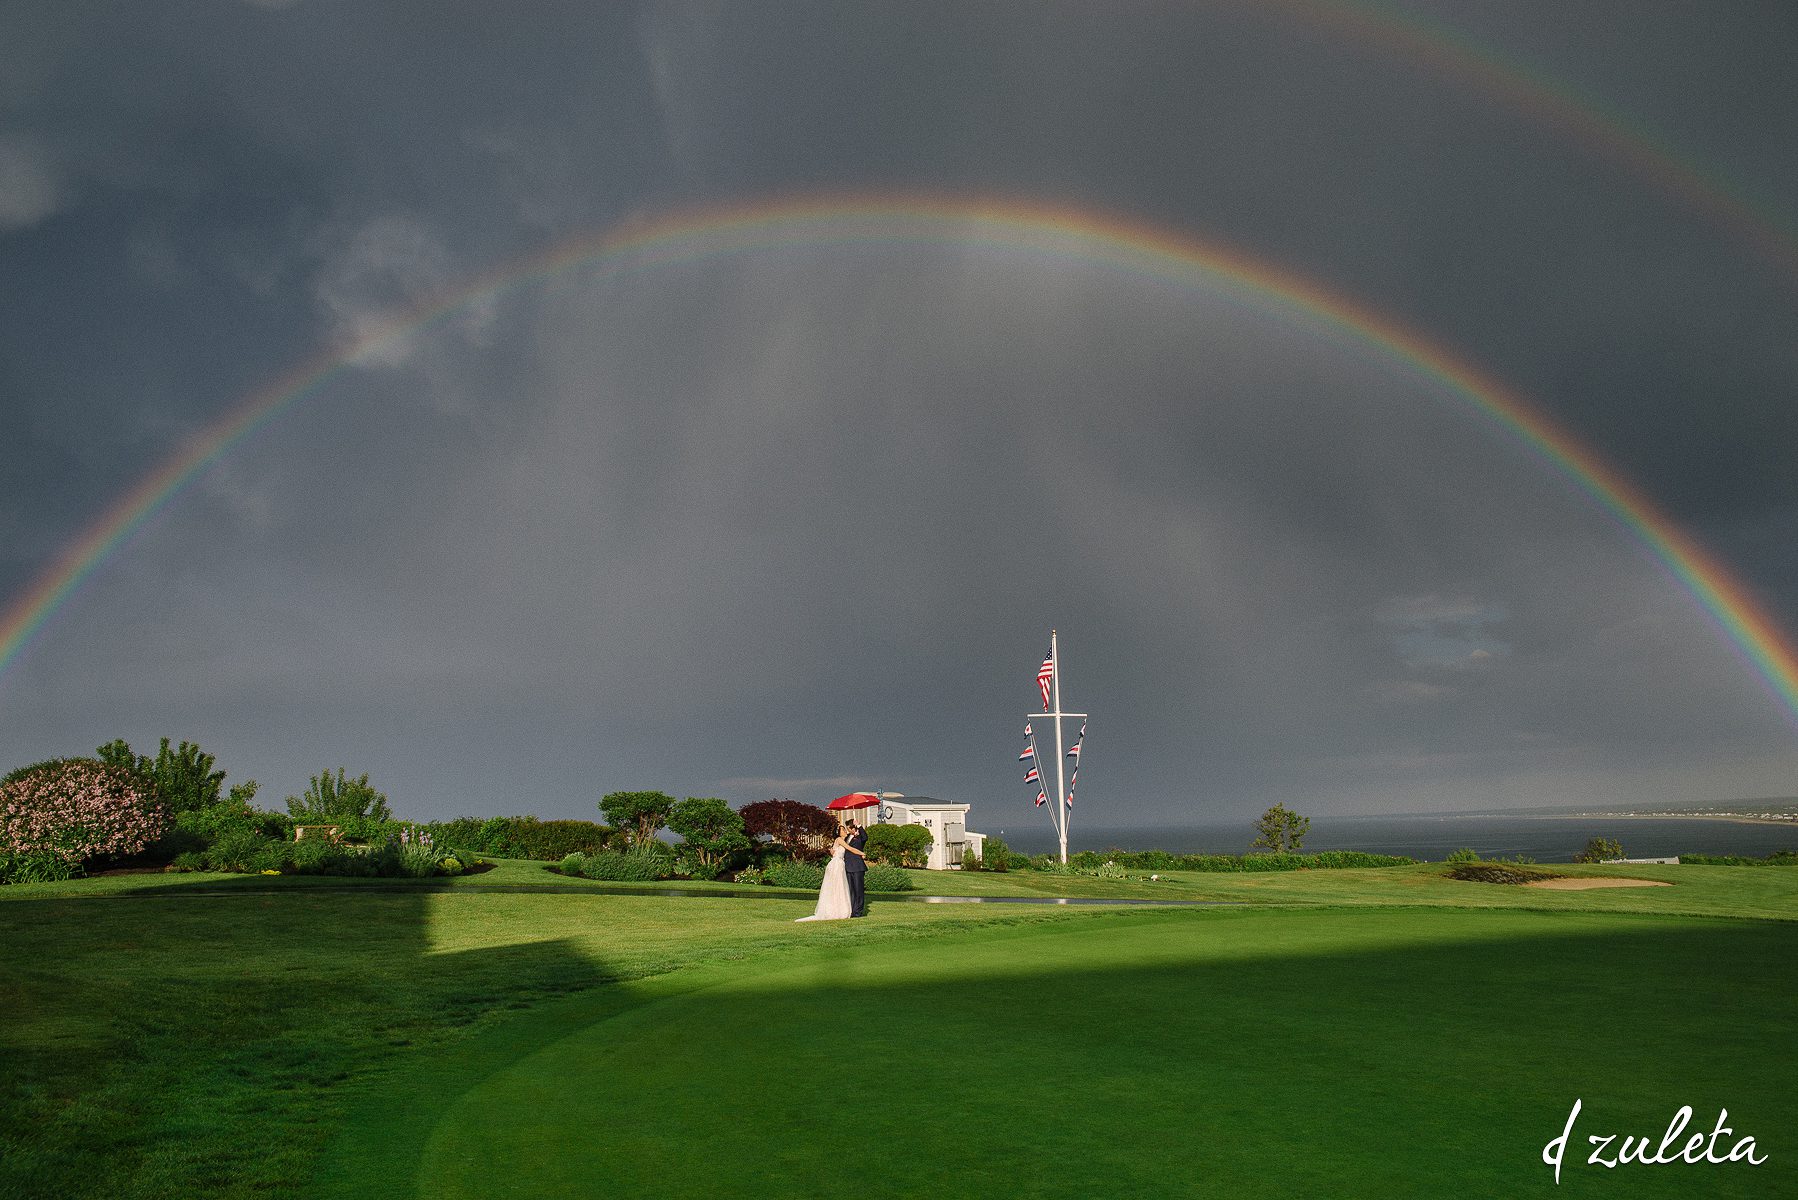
[{"left": 795, "top": 824, "right": 854, "bottom": 921}]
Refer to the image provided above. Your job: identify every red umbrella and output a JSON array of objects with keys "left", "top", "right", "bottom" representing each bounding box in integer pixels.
[{"left": 827, "top": 792, "right": 880, "bottom": 810}]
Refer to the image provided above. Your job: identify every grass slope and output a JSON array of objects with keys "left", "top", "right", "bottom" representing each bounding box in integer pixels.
[
  {"left": 2, "top": 864, "right": 1792, "bottom": 1198},
  {"left": 323, "top": 908, "right": 1794, "bottom": 1199}
]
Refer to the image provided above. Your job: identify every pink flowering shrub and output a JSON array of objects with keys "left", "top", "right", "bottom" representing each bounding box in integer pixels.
[{"left": 0, "top": 759, "right": 168, "bottom": 881}]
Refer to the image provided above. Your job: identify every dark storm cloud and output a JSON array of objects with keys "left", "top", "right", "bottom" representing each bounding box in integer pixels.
[{"left": 3, "top": 0, "right": 1795, "bottom": 824}]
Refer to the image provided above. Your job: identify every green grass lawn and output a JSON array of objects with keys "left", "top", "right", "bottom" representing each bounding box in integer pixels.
[{"left": 3, "top": 864, "right": 1793, "bottom": 1198}]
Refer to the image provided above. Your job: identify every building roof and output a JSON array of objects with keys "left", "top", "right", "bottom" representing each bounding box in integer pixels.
[{"left": 886, "top": 796, "right": 968, "bottom": 810}]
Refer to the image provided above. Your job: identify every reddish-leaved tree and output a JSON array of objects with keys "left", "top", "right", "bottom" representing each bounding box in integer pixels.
[{"left": 739, "top": 799, "right": 839, "bottom": 862}]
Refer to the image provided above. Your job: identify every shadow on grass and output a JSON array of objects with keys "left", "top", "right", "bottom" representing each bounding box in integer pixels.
[
  {"left": 0, "top": 869, "right": 615, "bottom": 1200},
  {"left": 317, "top": 908, "right": 1797, "bottom": 1200}
]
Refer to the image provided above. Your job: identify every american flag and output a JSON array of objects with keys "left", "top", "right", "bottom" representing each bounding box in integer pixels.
[{"left": 1037, "top": 651, "right": 1054, "bottom": 710}]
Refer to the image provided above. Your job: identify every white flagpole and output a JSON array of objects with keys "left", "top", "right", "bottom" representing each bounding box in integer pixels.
[
  {"left": 1050, "top": 629, "right": 1069, "bottom": 864},
  {"left": 1021, "top": 630, "right": 1085, "bottom": 865}
]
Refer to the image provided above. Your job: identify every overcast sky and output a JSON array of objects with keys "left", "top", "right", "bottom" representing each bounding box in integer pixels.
[{"left": 3, "top": 1, "right": 1796, "bottom": 829}]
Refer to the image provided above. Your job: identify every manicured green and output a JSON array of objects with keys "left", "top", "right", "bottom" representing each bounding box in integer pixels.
[
  {"left": 325, "top": 909, "right": 1795, "bottom": 1199},
  {"left": 1, "top": 862, "right": 1792, "bottom": 1198}
]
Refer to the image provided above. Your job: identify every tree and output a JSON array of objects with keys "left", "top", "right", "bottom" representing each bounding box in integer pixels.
[
  {"left": 739, "top": 799, "right": 839, "bottom": 861},
  {"left": 667, "top": 797, "right": 751, "bottom": 868},
  {"left": 285, "top": 768, "right": 391, "bottom": 822},
  {"left": 599, "top": 791, "right": 675, "bottom": 848},
  {"left": 1251, "top": 803, "right": 1309, "bottom": 854},
  {"left": 97, "top": 737, "right": 232, "bottom": 816},
  {"left": 1574, "top": 836, "right": 1624, "bottom": 863}
]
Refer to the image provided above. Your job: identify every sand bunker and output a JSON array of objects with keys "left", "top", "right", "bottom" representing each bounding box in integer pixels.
[{"left": 1525, "top": 877, "right": 1671, "bottom": 890}]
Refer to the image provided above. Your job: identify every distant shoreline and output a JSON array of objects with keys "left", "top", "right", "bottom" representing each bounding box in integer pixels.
[{"left": 1560, "top": 813, "right": 1798, "bottom": 827}]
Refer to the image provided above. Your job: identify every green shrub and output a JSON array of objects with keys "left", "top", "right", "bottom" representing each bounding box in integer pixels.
[
  {"left": 1678, "top": 851, "right": 1798, "bottom": 866},
  {"left": 863, "top": 863, "right": 915, "bottom": 892},
  {"left": 290, "top": 839, "right": 347, "bottom": 874},
  {"left": 246, "top": 840, "right": 295, "bottom": 874},
  {"left": 397, "top": 842, "right": 441, "bottom": 879},
  {"left": 362, "top": 840, "right": 402, "bottom": 877},
  {"left": 0, "top": 849, "right": 82, "bottom": 885},
  {"left": 559, "top": 853, "right": 586, "bottom": 876},
  {"left": 732, "top": 866, "right": 767, "bottom": 886},
  {"left": 145, "top": 825, "right": 209, "bottom": 862},
  {"left": 674, "top": 852, "right": 722, "bottom": 881},
  {"left": 864, "top": 823, "right": 933, "bottom": 867},
  {"left": 204, "top": 830, "right": 277, "bottom": 873},
  {"left": 425, "top": 816, "right": 517, "bottom": 856},
  {"left": 763, "top": 859, "right": 825, "bottom": 889},
  {"left": 168, "top": 850, "right": 208, "bottom": 873},
  {"left": 579, "top": 851, "right": 665, "bottom": 882},
  {"left": 1063, "top": 849, "right": 1416, "bottom": 873},
  {"left": 177, "top": 802, "right": 291, "bottom": 845},
  {"left": 1574, "top": 837, "right": 1625, "bottom": 864},
  {"left": 1446, "top": 847, "right": 1479, "bottom": 864},
  {"left": 432, "top": 816, "right": 618, "bottom": 860},
  {"left": 981, "top": 836, "right": 1011, "bottom": 872},
  {"left": 960, "top": 845, "right": 981, "bottom": 871}
]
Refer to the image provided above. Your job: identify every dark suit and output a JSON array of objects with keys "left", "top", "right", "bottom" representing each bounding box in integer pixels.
[{"left": 844, "top": 829, "right": 868, "bottom": 917}]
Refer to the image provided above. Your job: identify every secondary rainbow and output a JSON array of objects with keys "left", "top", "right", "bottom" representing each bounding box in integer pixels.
[
  {"left": 3, "top": 194, "right": 1796, "bottom": 725},
  {"left": 1284, "top": 0, "right": 1798, "bottom": 280}
]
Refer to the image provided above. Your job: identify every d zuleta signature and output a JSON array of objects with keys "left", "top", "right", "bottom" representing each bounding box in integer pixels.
[{"left": 1542, "top": 1099, "right": 1767, "bottom": 1183}]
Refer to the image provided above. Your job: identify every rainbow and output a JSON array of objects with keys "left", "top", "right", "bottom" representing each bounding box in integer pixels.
[{"left": 3, "top": 194, "right": 1796, "bottom": 725}]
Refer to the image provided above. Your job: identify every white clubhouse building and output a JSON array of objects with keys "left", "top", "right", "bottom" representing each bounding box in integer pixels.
[{"left": 865, "top": 794, "right": 987, "bottom": 870}]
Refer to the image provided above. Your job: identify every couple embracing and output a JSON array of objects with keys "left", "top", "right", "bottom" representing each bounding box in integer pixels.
[{"left": 795, "top": 819, "right": 868, "bottom": 921}]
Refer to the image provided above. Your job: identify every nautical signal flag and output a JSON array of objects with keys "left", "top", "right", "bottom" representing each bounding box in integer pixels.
[
  {"left": 1037, "top": 651, "right": 1054, "bottom": 710},
  {"left": 1067, "top": 720, "right": 1085, "bottom": 758},
  {"left": 1035, "top": 790, "right": 1048, "bottom": 808},
  {"left": 1023, "top": 765, "right": 1040, "bottom": 786}
]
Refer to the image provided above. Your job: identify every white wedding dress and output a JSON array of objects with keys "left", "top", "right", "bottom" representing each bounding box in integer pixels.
[{"left": 796, "top": 846, "right": 853, "bottom": 921}]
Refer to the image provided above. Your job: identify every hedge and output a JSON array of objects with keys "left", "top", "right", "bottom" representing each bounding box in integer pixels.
[
  {"left": 576, "top": 851, "right": 666, "bottom": 882},
  {"left": 1676, "top": 851, "right": 1798, "bottom": 866},
  {"left": 1061, "top": 849, "right": 1416, "bottom": 872},
  {"left": 427, "top": 816, "right": 616, "bottom": 860}
]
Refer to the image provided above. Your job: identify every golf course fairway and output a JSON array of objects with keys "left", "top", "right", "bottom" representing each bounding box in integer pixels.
[{"left": 315, "top": 906, "right": 1794, "bottom": 1198}]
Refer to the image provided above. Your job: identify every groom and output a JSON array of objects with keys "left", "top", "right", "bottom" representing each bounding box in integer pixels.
[{"left": 843, "top": 819, "right": 869, "bottom": 917}]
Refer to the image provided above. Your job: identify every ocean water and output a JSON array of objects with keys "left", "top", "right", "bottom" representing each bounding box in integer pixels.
[{"left": 983, "top": 813, "right": 1798, "bottom": 863}]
